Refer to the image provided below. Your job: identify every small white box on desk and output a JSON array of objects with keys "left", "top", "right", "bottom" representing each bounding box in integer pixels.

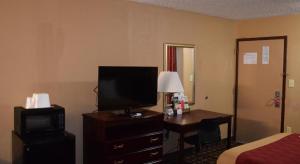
[{"left": 25, "top": 93, "right": 51, "bottom": 109}]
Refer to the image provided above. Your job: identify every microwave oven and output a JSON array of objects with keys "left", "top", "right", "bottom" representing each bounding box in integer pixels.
[{"left": 14, "top": 105, "right": 65, "bottom": 137}]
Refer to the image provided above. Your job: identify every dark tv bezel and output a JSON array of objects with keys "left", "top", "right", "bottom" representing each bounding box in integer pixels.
[{"left": 97, "top": 66, "right": 158, "bottom": 111}]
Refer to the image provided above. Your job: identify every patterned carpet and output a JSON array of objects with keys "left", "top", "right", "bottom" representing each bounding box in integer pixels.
[{"left": 164, "top": 140, "right": 241, "bottom": 164}]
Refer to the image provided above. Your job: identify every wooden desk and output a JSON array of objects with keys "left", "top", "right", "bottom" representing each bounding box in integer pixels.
[{"left": 164, "top": 109, "right": 232, "bottom": 163}]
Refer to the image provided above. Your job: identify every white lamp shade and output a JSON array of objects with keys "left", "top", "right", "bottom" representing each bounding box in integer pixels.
[{"left": 157, "top": 72, "right": 184, "bottom": 93}]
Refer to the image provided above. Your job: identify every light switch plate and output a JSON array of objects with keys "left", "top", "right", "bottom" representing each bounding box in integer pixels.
[
  {"left": 287, "top": 126, "right": 292, "bottom": 133},
  {"left": 288, "top": 79, "right": 295, "bottom": 88},
  {"left": 189, "top": 74, "right": 193, "bottom": 82}
]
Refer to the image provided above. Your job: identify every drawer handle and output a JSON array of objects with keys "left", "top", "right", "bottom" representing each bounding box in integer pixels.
[
  {"left": 114, "top": 159, "right": 124, "bottom": 164},
  {"left": 150, "top": 151, "right": 159, "bottom": 157},
  {"left": 150, "top": 137, "right": 159, "bottom": 143},
  {"left": 113, "top": 144, "right": 124, "bottom": 150}
]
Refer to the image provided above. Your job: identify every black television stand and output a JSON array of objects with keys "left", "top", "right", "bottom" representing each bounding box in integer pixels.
[
  {"left": 124, "top": 108, "right": 143, "bottom": 118},
  {"left": 109, "top": 108, "right": 146, "bottom": 118}
]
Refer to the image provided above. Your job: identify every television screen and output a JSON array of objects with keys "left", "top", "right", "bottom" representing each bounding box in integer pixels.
[{"left": 98, "top": 66, "right": 158, "bottom": 111}]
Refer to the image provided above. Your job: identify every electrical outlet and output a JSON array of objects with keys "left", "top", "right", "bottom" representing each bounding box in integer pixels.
[
  {"left": 288, "top": 79, "right": 295, "bottom": 88},
  {"left": 286, "top": 126, "right": 292, "bottom": 133}
]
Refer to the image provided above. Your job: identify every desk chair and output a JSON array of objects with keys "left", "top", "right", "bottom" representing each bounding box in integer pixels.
[{"left": 184, "top": 118, "right": 221, "bottom": 152}]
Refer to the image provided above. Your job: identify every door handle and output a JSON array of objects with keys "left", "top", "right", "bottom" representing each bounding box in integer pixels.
[
  {"left": 113, "top": 144, "right": 124, "bottom": 150},
  {"left": 149, "top": 151, "right": 159, "bottom": 157},
  {"left": 150, "top": 137, "right": 159, "bottom": 143},
  {"left": 114, "top": 159, "right": 124, "bottom": 164}
]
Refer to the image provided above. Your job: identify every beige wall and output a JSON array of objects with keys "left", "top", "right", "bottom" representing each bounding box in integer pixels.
[
  {"left": 0, "top": 0, "right": 236, "bottom": 163},
  {"left": 237, "top": 14, "right": 300, "bottom": 134}
]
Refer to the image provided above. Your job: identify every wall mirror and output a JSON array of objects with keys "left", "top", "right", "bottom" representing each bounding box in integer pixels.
[{"left": 164, "top": 43, "right": 195, "bottom": 105}]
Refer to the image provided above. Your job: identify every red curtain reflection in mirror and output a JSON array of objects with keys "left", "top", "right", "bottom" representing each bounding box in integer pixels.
[
  {"left": 166, "top": 46, "right": 177, "bottom": 104},
  {"left": 167, "top": 46, "right": 177, "bottom": 71}
]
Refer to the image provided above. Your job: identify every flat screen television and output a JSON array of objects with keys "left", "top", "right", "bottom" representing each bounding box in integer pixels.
[{"left": 98, "top": 66, "right": 158, "bottom": 112}]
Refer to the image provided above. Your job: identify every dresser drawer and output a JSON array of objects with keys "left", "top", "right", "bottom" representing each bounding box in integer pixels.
[
  {"left": 106, "top": 147, "right": 162, "bottom": 164},
  {"left": 105, "top": 118, "right": 163, "bottom": 140},
  {"left": 105, "top": 132, "right": 162, "bottom": 155}
]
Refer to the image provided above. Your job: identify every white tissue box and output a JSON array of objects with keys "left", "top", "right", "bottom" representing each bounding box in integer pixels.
[{"left": 25, "top": 93, "right": 51, "bottom": 109}]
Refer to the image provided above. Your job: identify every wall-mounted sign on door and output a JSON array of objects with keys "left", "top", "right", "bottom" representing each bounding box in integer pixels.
[
  {"left": 262, "top": 46, "right": 270, "bottom": 64},
  {"left": 243, "top": 52, "right": 257, "bottom": 64}
]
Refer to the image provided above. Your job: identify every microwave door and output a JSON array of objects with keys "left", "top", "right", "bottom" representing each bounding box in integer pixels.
[{"left": 25, "top": 115, "right": 54, "bottom": 131}]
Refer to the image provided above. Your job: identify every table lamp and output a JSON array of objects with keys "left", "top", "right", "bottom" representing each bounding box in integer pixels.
[{"left": 158, "top": 71, "right": 184, "bottom": 115}]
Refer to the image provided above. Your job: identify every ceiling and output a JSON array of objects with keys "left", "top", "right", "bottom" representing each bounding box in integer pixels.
[{"left": 130, "top": 0, "right": 300, "bottom": 20}]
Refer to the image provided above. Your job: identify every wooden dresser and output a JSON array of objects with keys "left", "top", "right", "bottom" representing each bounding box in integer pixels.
[{"left": 82, "top": 110, "right": 164, "bottom": 164}]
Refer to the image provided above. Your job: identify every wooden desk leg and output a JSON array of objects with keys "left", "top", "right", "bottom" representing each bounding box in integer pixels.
[
  {"left": 179, "top": 132, "right": 185, "bottom": 163},
  {"left": 227, "top": 118, "right": 232, "bottom": 149}
]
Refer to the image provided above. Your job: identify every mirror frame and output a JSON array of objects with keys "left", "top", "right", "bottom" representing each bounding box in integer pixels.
[{"left": 163, "top": 43, "right": 196, "bottom": 107}]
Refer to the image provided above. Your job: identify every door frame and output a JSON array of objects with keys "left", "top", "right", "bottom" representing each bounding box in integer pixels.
[{"left": 233, "top": 36, "right": 288, "bottom": 140}]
